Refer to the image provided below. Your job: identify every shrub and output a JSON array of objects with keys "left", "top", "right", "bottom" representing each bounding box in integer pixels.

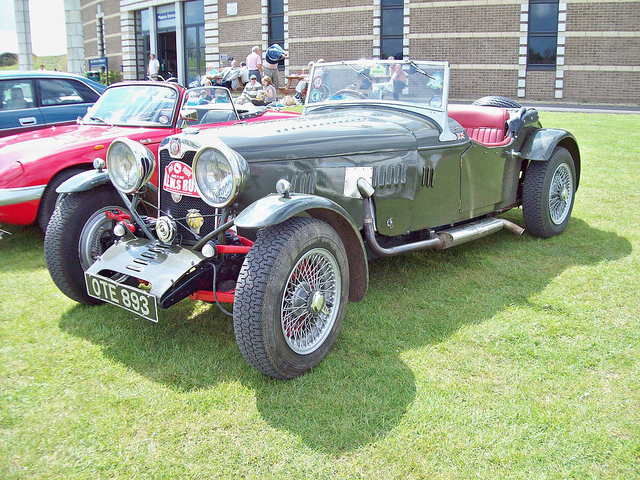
[{"left": 100, "top": 70, "right": 122, "bottom": 85}]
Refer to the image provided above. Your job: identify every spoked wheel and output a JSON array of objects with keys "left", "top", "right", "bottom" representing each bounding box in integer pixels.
[
  {"left": 233, "top": 217, "right": 349, "bottom": 379},
  {"left": 281, "top": 248, "right": 342, "bottom": 355},
  {"left": 44, "top": 186, "right": 132, "bottom": 305},
  {"left": 472, "top": 96, "right": 522, "bottom": 109},
  {"left": 523, "top": 146, "right": 576, "bottom": 238}
]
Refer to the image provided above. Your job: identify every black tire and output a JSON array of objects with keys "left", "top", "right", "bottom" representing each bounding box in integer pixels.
[
  {"left": 37, "top": 168, "right": 86, "bottom": 232},
  {"left": 44, "top": 186, "right": 130, "bottom": 305},
  {"left": 472, "top": 96, "right": 522, "bottom": 109},
  {"left": 233, "top": 217, "right": 350, "bottom": 379},
  {"left": 522, "top": 147, "right": 576, "bottom": 238}
]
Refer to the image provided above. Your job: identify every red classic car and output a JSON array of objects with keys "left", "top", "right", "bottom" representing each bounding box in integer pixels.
[{"left": 0, "top": 82, "right": 298, "bottom": 231}]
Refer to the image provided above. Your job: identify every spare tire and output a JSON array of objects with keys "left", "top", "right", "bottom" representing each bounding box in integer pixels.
[{"left": 472, "top": 96, "right": 522, "bottom": 108}]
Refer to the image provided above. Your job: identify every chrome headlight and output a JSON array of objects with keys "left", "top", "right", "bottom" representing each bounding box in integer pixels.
[
  {"left": 192, "top": 146, "right": 248, "bottom": 208},
  {"left": 106, "top": 137, "right": 156, "bottom": 194}
]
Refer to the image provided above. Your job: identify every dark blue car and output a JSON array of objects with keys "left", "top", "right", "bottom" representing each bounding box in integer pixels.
[{"left": 0, "top": 70, "right": 106, "bottom": 137}]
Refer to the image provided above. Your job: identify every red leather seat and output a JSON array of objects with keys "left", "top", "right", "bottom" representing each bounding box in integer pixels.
[{"left": 448, "top": 105, "right": 511, "bottom": 146}]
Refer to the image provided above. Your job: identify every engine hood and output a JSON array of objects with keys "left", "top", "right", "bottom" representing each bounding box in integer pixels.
[
  {"left": 0, "top": 124, "right": 169, "bottom": 168},
  {"left": 181, "top": 111, "right": 419, "bottom": 162}
]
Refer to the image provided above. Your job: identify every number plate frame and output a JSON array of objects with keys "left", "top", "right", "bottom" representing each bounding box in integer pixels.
[{"left": 85, "top": 272, "right": 158, "bottom": 322}]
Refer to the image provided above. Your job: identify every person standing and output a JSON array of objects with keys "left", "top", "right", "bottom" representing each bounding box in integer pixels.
[
  {"left": 263, "top": 44, "right": 288, "bottom": 90},
  {"left": 388, "top": 56, "right": 406, "bottom": 101},
  {"left": 147, "top": 53, "right": 160, "bottom": 80},
  {"left": 246, "top": 46, "right": 263, "bottom": 83}
]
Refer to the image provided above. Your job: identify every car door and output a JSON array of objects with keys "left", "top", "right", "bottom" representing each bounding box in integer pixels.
[
  {"left": 0, "top": 79, "right": 45, "bottom": 136},
  {"left": 36, "top": 78, "right": 101, "bottom": 126}
]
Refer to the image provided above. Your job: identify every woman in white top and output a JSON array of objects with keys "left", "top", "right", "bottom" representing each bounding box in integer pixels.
[{"left": 251, "top": 76, "right": 277, "bottom": 106}]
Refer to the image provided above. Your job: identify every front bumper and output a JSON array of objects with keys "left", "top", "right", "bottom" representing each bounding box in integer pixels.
[{"left": 86, "top": 237, "right": 210, "bottom": 308}]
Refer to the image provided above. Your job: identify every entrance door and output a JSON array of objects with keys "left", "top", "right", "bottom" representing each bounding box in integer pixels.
[{"left": 158, "top": 31, "right": 177, "bottom": 79}]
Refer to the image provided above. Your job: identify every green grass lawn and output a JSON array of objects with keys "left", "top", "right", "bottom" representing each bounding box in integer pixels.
[{"left": 1, "top": 112, "right": 638, "bottom": 479}]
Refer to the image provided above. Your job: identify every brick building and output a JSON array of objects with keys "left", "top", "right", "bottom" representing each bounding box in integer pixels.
[{"left": 81, "top": 0, "right": 640, "bottom": 104}]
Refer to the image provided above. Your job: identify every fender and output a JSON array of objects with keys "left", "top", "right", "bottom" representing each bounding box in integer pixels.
[
  {"left": 235, "top": 193, "right": 369, "bottom": 302},
  {"left": 519, "top": 128, "right": 577, "bottom": 161},
  {"left": 234, "top": 193, "right": 355, "bottom": 229},
  {"left": 518, "top": 128, "right": 581, "bottom": 189},
  {"left": 56, "top": 170, "right": 159, "bottom": 196},
  {"left": 55, "top": 169, "right": 110, "bottom": 194}
]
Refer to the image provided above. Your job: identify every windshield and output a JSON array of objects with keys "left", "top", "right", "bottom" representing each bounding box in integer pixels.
[
  {"left": 82, "top": 84, "right": 179, "bottom": 127},
  {"left": 305, "top": 60, "right": 448, "bottom": 111},
  {"left": 179, "top": 86, "right": 239, "bottom": 126}
]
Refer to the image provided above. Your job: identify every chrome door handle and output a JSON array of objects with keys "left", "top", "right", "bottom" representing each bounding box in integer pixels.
[{"left": 19, "top": 117, "right": 37, "bottom": 126}]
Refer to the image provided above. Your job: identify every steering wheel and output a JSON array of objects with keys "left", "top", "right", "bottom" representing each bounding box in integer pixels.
[{"left": 332, "top": 89, "right": 368, "bottom": 99}]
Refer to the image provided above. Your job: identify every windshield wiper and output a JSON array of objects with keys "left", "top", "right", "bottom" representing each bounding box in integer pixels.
[
  {"left": 89, "top": 116, "right": 109, "bottom": 124},
  {"left": 409, "top": 61, "right": 435, "bottom": 80},
  {"left": 341, "top": 61, "right": 374, "bottom": 84}
]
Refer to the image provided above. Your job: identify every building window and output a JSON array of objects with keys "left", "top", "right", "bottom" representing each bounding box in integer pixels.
[
  {"left": 527, "top": 0, "right": 559, "bottom": 69},
  {"left": 134, "top": 10, "right": 150, "bottom": 80},
  {"left": 268, "top": 0, "right": 285, "bottom": 67},
  {"left": 184, "top": 0, "right": 205, "bottom": 86},
  {"left": 380, "top": 0, "right": 404, "bottom": 59}
]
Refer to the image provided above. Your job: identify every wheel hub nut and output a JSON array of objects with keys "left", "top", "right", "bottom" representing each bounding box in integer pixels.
[{"left": 309, "top": 291, "right": 326, "bottom": 314}]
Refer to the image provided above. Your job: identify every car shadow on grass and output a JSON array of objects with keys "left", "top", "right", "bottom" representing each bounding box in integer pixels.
[{"left": 57, "top": 214, "right": 631, "bottom": 455}]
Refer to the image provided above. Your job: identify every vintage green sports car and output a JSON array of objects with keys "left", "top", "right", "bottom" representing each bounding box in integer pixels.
[{"left": 44, "top": 60, "right": 580, "bottom": 379}]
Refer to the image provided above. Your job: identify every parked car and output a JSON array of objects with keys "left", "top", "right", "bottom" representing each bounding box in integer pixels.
[
  {"left": 0, "top": 70, "right": 106, "bottom": 137},
  {"left": 44, "top": 60, "right": 580, "bottom": 379},
  {"left": 0, "top": 82, "right": 298, "bottom": 230}
]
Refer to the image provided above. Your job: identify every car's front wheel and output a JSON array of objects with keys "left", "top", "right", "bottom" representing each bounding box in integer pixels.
[
  {"left": 233, "top": 217, "right": 350, "bottom": 379},
  {"left": 44, "top": 186, "right": 131, "bottom": 305},
  {"left": 523, "top": 146, "right": 576, "bottom": 238},
  {"left": 37, "top": 167, "right": 86, "bottom": 231}
]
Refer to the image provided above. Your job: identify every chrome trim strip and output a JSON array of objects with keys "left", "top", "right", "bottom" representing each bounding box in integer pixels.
[{"left": 0, "top": 185, "right": 46, "bottom": 206}]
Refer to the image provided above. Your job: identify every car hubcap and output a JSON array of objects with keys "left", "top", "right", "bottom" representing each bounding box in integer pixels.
[
  {"left": 549, "top": 163, "right": 573, "bottom": 225},
  {"left": 79, "top": 207, "right": 128, "bottom": 272},
  {"left": 281, "top": 248, "right": 341, "bottom": 355}
]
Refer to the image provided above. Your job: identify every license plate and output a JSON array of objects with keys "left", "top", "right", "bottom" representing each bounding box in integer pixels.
[{"left": 85, "top": 272, "right": 158, "bottom": 322}]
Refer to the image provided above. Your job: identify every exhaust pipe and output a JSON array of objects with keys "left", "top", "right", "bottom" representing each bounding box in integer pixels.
[{"left": 358, "top": 178, "right": 524, "bottom": 258}]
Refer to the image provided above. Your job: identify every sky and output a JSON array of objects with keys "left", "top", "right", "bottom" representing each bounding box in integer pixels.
[{"left": 0, "top": 0, "right": 67, "bottom": 56}]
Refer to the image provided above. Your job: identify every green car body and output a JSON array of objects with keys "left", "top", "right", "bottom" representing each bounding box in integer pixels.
[{"left": 45, "top": 60, "right": 580, "bottom": 379}]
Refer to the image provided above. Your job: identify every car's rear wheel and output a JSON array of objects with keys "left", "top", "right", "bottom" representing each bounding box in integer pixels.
[
  {"left": 233, "top": 217, "right": 349, "bottom": 379},
  {"left": 522, "top": 146, "right": 576, "bottom": 238},
  {"left": 44, "top": 186, "right": 131, "bottom": 305},
  {"left": 472, "top": 96, "right": 522, "bottom": 109}
]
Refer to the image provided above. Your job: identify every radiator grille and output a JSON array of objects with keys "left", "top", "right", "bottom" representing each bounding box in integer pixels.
[{"left": 159, "top": 150, "right": 219, "bottom": 246}]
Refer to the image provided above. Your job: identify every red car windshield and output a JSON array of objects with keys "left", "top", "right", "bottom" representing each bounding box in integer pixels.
[{"left": 82, "top": 84, "right": 179, "bottom": 127}]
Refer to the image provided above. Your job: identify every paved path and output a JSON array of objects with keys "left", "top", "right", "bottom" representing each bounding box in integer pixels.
[
  {"left": 525, "top": 103, "right": 640, "bottom": 114},
  {"left": 452, "top": 100, "right": 639, "bottom": 114}
]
